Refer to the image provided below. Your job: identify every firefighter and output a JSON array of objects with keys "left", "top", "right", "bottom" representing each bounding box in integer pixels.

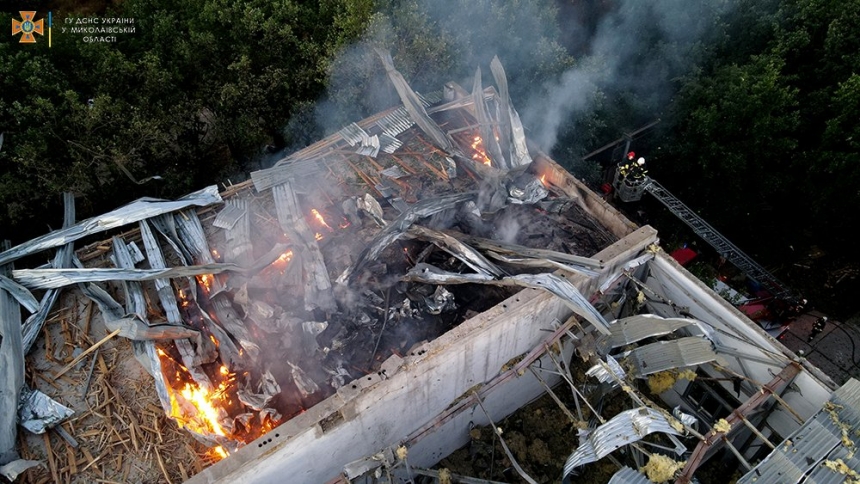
[
  {"left": 628, "top": 156, "right": 648, "bottom": 181},
  {"left": 807, "top": 316, "right": 828, "bottom": 343},
  {"left": 618, "top": 151, "right": 637, "bottom": 177}
]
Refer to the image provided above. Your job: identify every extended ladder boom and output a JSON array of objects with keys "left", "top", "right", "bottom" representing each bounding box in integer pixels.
[{"left": 643, "top": 179, "right": 797, "bottom": 303}]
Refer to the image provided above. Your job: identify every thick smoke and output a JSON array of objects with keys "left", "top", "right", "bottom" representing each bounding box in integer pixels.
[
  {"left": 522, "top": 1, "right": 733, "bottom": 152},
  {"left": 301, "top": 0, "right": 732, "bottom": 158}
]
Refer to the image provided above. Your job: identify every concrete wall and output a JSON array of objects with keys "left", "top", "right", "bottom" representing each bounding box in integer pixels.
[{"left": 186, "top": 228, "right": 657, "bottom": 484}]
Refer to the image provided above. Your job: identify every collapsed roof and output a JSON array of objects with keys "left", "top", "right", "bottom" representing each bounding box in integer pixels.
[{"left": 0, "top": 51, "right": 856, "bottom": 484}]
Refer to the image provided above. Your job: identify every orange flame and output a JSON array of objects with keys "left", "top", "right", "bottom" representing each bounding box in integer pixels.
[
  {"left": 471, "top": 136, "right": 491, "bottom": 166},
  {"left": 212, "top": 446, "right": 229, "bottom": 460},
  {"left": 315, "top": 233, "right": 324, "bottom": 241},
  {"left": 310, "top": 209, "right": 332, "bottom": 230},
  {"left": 540, "top": 174, "right": 547, "bottom": 186},
  {"left": 159, "top": 348, "right": 235, "bottom": 443},
  {"left": 197, "top": 274, "right": 214, "bottom": 294}
]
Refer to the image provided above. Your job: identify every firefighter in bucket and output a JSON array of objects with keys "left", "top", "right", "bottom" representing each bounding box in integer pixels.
[
  {"left": 619, "top": 152, "right": 648, "bottom": 181},
  {"left": 613, "top": 152, "right": 649, "bottom": 202}
]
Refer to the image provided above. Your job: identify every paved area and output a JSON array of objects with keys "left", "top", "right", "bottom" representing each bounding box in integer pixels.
[{"left": 778, "top": 310, "right": 860, "bottom": 385}]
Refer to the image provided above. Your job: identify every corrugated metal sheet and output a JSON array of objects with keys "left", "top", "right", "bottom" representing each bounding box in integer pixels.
[
  {"left": 213, "top": 202, "right": 246, "bottom": 230},
  {"left": 0, "top": 186, "right": 221, "bottom": 267},
  {"left": 139, "top": 219, "right": 182, "bottom": 325},
  {"left": 739, "top": 378, "right": 860, "bottom": 484},
  {"left": 586, "top": 354, "right": 626, "bottom": 385},
  {"left": 599, "top": 314, "right": 695, "bottom": 353},
  {"left": 598, "top": 253, "right": 654, "bottom": 293},
  {"left": 222, "top": 199, "right": 253, "bottom": 266},
  {"left": 22, "top": 192, "right": 75, "bottom": 355},
  {"left": 623, "top": 337, "right": 716, "bottom": 376},
  {"left": 0, "top": 275, "right": 38, "bottom": 313},
  {"left": 12, "top": 263, "right": 242, "bottom": 290},
  {"left": 338, "top": 122, "right": 367, "bottom": 146},
  {"left": 379, "top": 133, "right": 402, "bottom": 154},
  {"left": 563, "top": 407, "right": 684, "bottom": 477},
  {"left": 376, "top": 108, "right": 414, "bottom": 139},
  {"left": 112, "top": 236, "right": 147, "bottom": 320},
  {"left": 608, "top": 466, "right": 651, "bottom": 484},
  {"left": 250, "top": 159, "right": 324, "bottom": 192}
]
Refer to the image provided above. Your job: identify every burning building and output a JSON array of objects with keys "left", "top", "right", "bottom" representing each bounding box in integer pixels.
[{"left": 1, "top": 53, "right": 858, "bottom": 484}]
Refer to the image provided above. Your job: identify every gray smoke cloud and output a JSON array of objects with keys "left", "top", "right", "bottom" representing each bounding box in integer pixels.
[
  {"left": 522, "top": 1, "right": 732, "bottom": 151},
  {"left": 291, "top": 0, "right": 732, "bottom": 162}
]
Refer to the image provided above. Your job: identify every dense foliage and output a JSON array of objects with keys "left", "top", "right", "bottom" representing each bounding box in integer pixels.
[{"left": 0, "top": 0, "right": 374, "bottom": 240}]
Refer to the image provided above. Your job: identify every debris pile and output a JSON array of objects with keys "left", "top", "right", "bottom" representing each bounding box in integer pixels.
[{"left": 0, "top": 52, "right": 618, "bottom": 481}]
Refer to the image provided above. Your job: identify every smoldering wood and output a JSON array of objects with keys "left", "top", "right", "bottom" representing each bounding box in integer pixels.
[
  {"left": 0, "top": 242, "right": 24, "bottom": 466},
  {"left": 272, "top": 182, "right": 336, "bottom": 312},
  {"left": 0, "top": 186, "right": 221, "bottom": 267},
  {"left": 336, "top": 191, "right": 478, "bottom": 284},
  {"left": 402, "top": 263, "right": 609, "bottom": 335}
]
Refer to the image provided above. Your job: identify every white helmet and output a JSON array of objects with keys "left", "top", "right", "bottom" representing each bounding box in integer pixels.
[{"left": 637, "top": 157, "right": 646, "bottom": 166}]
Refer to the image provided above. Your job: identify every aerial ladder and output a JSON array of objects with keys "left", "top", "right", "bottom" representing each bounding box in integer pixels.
[
  {"left": 619, "top": 176, "right": 797, "bottom": 303},
  {"left": 586, "top": 122, "right": 799, "bottom": 305}
]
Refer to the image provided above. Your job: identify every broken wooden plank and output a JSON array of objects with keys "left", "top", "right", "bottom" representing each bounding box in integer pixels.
[{"left": 53, "top": 329, "right": 121, "bottom": 380}]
